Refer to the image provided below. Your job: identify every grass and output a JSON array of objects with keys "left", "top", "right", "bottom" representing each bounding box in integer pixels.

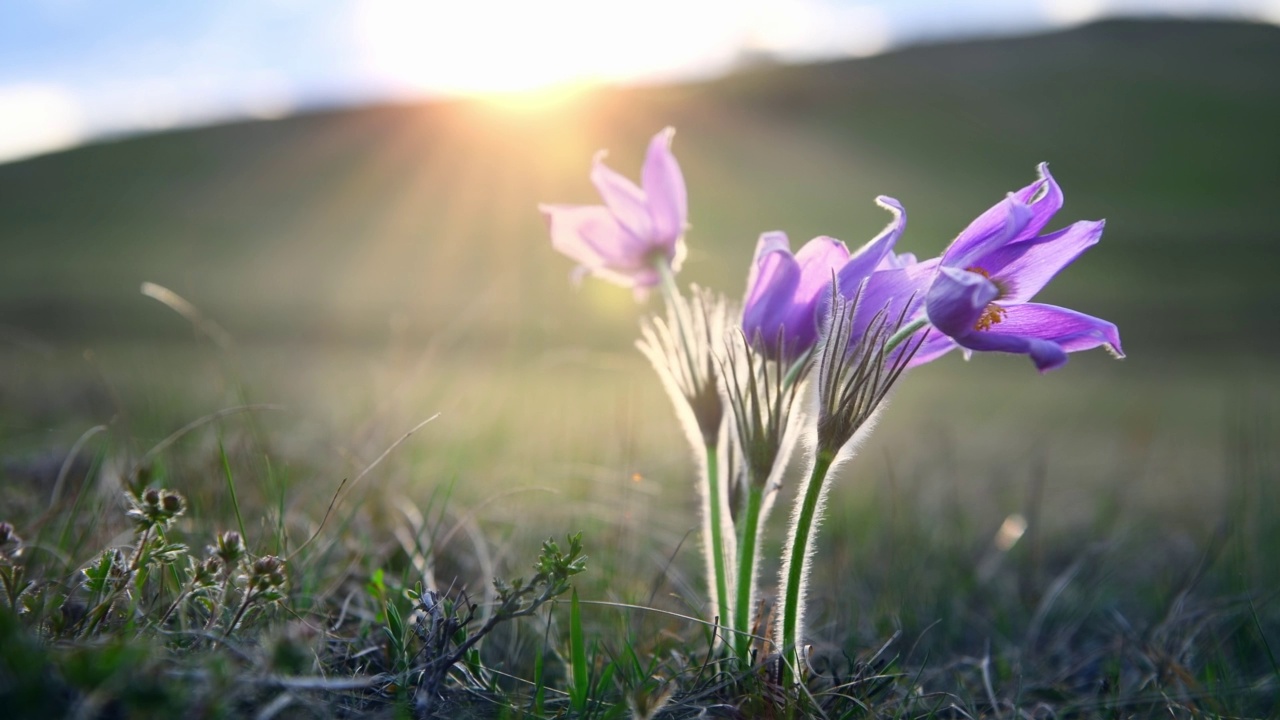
[
  {"left": 0, "top": 326, "right": 1275, "bottom": 717},
  {"left": 0, "top": 16, "right": 1278, "bottom": 719}
]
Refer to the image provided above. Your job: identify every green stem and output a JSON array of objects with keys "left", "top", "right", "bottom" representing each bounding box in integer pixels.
[
  {"left": 884, "top": 317, "right": 929, "bottom": 356},
  {"left": 704, "top": 444, "right": 732, "bottom": 640},
  {"left": 733, "top": 484, "right": 766, "bottom": 661},
  {"left": 778, "top": 450, "right": 836, "bottom": 683}
]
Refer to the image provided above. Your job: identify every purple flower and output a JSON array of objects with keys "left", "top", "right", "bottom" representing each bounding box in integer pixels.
[
  {"left": 539, "top": 127, "right": 688, "bottom": 292},
  {"left": 924, "top": 164, "right": 1124, "bottom": 372},
  {"left": 743, "top": 197, "right": 906, "bottom": 362}
]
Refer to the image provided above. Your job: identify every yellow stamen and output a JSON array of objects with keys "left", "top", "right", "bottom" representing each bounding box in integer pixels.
[
  {"left": 974, "top": 304, "right": 1008, "bottom": 331},
  {"left": 965, "top": 266, "right": 1007, "bottom": 332}
]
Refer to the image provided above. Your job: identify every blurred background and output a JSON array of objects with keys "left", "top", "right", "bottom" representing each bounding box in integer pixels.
[{"left": 1, "top": 1, "right": 1277, "bottom": 546}]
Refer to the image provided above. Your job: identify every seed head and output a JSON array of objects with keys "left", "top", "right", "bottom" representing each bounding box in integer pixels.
[
  {"left": 249, "top": 555, "right": 287, "bottom": 591},
  {"left": 213, "top": 531, "right": 245, "bottom": 566},
  {"left": 161, "top": 491, "right": 185, "bottom": 516}
]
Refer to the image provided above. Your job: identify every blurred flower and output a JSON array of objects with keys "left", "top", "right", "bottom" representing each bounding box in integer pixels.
[
  {"left": 924, "top": 164, "right": 1124, "bottom": 372},
  {"left": 743, "top": 197, "right": 905, "bottom": 362},
  {"left": 540, "top": 127, "right": 687, "bottom": 293}
]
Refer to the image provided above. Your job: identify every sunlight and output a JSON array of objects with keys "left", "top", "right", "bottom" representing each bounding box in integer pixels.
[
  {"left": 354, "top": 0, "right": 756, "bottom": 104},
  {"left": 0, "top": 83, "right": 85, "bottom": 163},
  {"left": 357, "top": 0, "right": 645, "bottom": 99},
  {"left": 1042, "top": 0, "right": 1108, "bottom": 25}
]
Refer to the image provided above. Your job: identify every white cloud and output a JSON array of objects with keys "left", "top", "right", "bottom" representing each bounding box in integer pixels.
[
  {"left": 0, "top": 84, "right": 86, "bottom": 164},
  {"left": 1042, "top": 0, "right": 1108, "bottom": 25},
  {"left": 1261, "top": 0, "right": 1280, "bottom": 24},
  {"left": 743, "top": 1, "right": 892, "bottom": 59}
]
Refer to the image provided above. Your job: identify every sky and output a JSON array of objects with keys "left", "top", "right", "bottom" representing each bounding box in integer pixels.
[{"left": 2, "top": 0, "right": 1278, "bottom": 164}]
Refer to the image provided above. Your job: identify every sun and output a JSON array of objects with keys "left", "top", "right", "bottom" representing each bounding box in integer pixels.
[{"left": 356, "top": 0, "right": 639, "bottom": 103}]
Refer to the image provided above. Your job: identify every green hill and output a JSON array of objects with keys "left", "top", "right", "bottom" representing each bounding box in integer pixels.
[{"left": 1, "top": 18, "right": 1277, "bottom": 355}]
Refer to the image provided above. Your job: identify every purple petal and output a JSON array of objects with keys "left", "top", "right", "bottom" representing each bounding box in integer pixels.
[
  {"left": 942, "top": 194, "right": 1034, "bottom": 269},
  {"left": 905, "top": 330, "right": 958, "bottom": 367},
  {"left": 850, "top": 266, "right": 929, "bottom": 339},
  {"left": 877, "top": 250, "right": 918, "bottom": 270},
  {"left": 925, "top": 267, "right": 1000, "bottom": 338},
  {"left": 996, "top": 303, "right": 1124, "bottom": 358},
  {"left": 793, "top": 235, "right": 849, "bottom": 306},
  {"left": 641, "top": 127, "right": 687, "bottom": 247},
  {"left": 835, "top": 196, "right": 907, "bottom": 296},
  {"left": 1012, "top": 163, "right": 1065, "bottom": 238},
  {"left": 590, "top": 151, "right": 652, "bottom": 241},
  {"left": 980, "top": 220, "right": 1105, "bottom": 303},
  {"left": 955, "top": 331, "right": 1069, "bottom": 372},
  {"left": 743, "top": 231, "right": 794, "bottom": 309},
  {"left": 742, "top": 232, "right": 801, "bottom": 347},
  {"left": 540, "top": 203, "right": 648, "bottom": 279}
]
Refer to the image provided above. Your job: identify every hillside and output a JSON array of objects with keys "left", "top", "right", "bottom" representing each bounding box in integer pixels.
[{"left": 1, "top": 18, "right": 1277, "bottom": 354}]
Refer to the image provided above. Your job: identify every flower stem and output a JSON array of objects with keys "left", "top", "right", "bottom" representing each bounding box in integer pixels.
[
  {"left": 653, "top": 256, "right": 732, "bottom": 640},
  {"left": 732, "top": 484, "right": 766, "bottom": 661},
  {"left": 777, "top": 449, "right": 836, "bottom": 683},
  {"left": 704, "top": 443, "right": 733, "bottom": 642},
  {"left": 884, "top": 317, "right": 929, "bottom": 356}
]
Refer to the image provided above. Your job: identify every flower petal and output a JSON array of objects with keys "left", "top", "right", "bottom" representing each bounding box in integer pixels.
[
  {"left": 877, "top": 250, "right": 918, "bottom": 270},
  {"left": 981, "top": 220, "right": 1105, "bottom": 303},
  {"left": 954, "top": 330, "right": 1069, "bottom": 372},
  {"left": 835, "top": 196, "right": 907, "bottom": 293},
  {"left": 942, "top": 194, "right": 1034, "bottom": 269},
  {"left": 925, "top": 267, "right": 999, "bottom": 338},
  {"left": 540, "top": 203, "right": 649, "bottom": 284},
  {"left": 905, "top": 329, "right": 958, "bottom": 367},
  {"left": 642, "top": 127, "right": 688, "bottom": 247},
  {"left": 591, "top": 151, "right": 652, "bottom": 242},
  {"left": 742, "top": 232, "right": 801, "bottom": 349},
  {"left": 848, "top": 266, "right": 929, "bottom": 339},
  {"left": 793, "top": 235, "right": 849, "bottom": 307},
  {"left": 995, "top": 302, "right": 1124, "bottom": 357},
  {"left": 1013, "top": 162, "right": 1065, "bottom": 238},
  {"left": 743, "top": 231, "right": 793, "bottom": 308}
]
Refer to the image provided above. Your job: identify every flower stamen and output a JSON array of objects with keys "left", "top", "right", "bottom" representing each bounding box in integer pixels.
[
  {"left": 974, "top": 304, "right": 1008, "bottom": 331},
  {"left": 964, "top": 266, "right": 1009, "bottom": 331}
]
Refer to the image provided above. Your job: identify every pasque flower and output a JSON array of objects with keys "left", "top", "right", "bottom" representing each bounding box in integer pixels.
[
  {"left": 540, "top": 127, "right": 687, "bottom": 292},
  {"left": 742, "top": 197, "right": 906, "bottom": 362},
  {"left": 924, "top": 164, "right": 1124, "bottom": 371}
]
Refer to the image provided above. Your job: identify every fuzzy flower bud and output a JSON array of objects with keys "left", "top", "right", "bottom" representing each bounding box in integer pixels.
[
  {"left": 0, "top": 521, "right": 20, "bottom": 561},
  {"left": 128, "top": 488, "right": 188, "bottom": 530},
  {"left": 249, "top": 555, "right": 287, "bottom": 592},
  {"left": 213, "top": 531, "right": 245, "bottom": 567},
  {"left": 161, "top": 492, "right": 185, "bottom": 516}
]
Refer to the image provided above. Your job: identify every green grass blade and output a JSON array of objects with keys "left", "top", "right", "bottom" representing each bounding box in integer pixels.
[
  {"left": 218, "top": 438, "right": 247, "bottom": 543},
  {"left": 569, "top": 588, "right": 588, "bottom": 714}
]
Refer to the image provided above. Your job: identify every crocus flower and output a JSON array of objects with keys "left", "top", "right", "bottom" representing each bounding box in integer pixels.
[
  {"left": 924, "top": 164, "right": 1124, "bottom": 372},
  {"left": 539, "top": 128, "right": 688, "bottom": 293},
  {"left": 743, "top": 197, "right": 906, "bottom": 362}
]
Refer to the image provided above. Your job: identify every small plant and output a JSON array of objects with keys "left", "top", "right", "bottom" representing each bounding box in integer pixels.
[
  {"left": 0, "top": 522, "right": 31, "bottom": 611},
  {"left": 411, "top": 532, "right": 588, "bottom": 712}
]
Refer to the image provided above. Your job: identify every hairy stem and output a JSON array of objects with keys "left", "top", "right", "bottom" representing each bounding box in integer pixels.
[
  {"left": 732, "top": 484, "right": 765, "bottom": 661},
  {"left": 222, "top": 589, "right": 257, "bottom": 639},
  {"left": 777, "top": 449, "right": 836, "bottom": 683},
  {"left": 703, "top": 444, "right": 733, "bottom": 639},
  {"left": 884, "top": 317, "right": 929, "bottom": 356}
]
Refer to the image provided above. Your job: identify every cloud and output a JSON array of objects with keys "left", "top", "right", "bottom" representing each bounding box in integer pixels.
[
  {"left": 1042, "top": 0, "right": 1108, "bottom": 25},
  {"left": 0, "top": 83, "right": 86, "bottom": 164}
]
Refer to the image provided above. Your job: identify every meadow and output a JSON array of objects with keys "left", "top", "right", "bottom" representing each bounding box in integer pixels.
[{"left": 0, "top": 18, "right": 1277, "bottom": 718}]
